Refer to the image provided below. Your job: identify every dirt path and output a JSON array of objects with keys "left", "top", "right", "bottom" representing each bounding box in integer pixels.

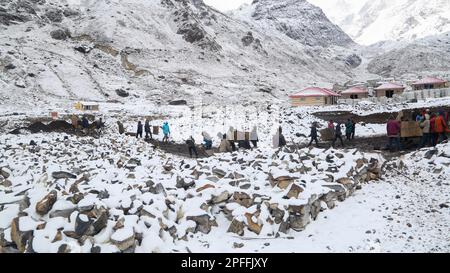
[
  {"left": 313, "top": 105, "right": 450, "bottom": 124},
  {"left": 292, "top": 134, "right": 425, "bottom": 160},
  {"left": 146, "top": 139, "right": 215, "bottom": 159}
]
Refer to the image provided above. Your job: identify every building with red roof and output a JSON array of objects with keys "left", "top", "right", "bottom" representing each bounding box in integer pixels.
[
  {"left": 411, "top": 77, "right": 448, "bottom": 90},
  {"left": 289, "top": 87, "right": 340, "bottom": 106},
  {"left": 374, "top": 82, "right": 405, "bottom": 98},
  {"left": 340, "top": 86, "right": 369, "bottom": 99}
]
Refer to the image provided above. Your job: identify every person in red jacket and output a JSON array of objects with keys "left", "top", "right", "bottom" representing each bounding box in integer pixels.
[
  {"left": 435, "top": 111, "right": 448, "bottom": 144},
  {"left": 386, "top": 116, "right": 401, "bottom": 152},
  {"left": 430, "top": 113, "right": 437, "bottom": 146}
]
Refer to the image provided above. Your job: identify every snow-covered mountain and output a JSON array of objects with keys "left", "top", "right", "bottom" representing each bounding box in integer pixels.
[
  {"left": 367, "top": 31, "right": 450, "bottom": 77},
  {"left": 308, "top": 0, "right": 450, "bottom": 46},
  {"left": 231, "top": 0, "right": 355, "bottom": 47},
  {"left": 0, "top": 0, "right": 356, "bottom": 109}
]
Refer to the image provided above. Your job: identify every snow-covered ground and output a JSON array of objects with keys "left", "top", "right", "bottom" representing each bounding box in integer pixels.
[
  {"left": 1, "top": 97, "right": 449, "bottom": 253},
  {"left": 181, "top": 154, "right": 450, "bottom": 253}
]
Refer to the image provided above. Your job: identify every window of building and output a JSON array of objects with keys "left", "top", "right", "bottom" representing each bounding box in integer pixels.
[
  {"left": 315, "top": 97, "right": 321, "bottom": 101},
  {"left": 350, "top": 94, "right": 358, "bottom": 99}
]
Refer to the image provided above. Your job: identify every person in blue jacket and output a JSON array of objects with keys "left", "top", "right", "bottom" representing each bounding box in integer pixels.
[
  {"left": 161, "top": 121, "right": 171, "bottom": 143},
  {"left": 201, "top": 131, "right": 213, "bottom": 150}
]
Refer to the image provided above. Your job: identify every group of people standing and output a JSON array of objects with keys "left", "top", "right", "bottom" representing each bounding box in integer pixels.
[
  {"left": 417, "top": 109, "right": 448, "bottom": 148},
  {"left": 186, "top": 126, "right": 261, "bottom": 158},
  {"left": 308, "top": 118, "right": 356, "bottom": 148},
  {"left": 127, "top": 108, "right": 448, "bottom": 158},
  {"left": 135, "top": 120, "right": 171, "bottom": 142},
  {"left": 386, "top": 109, "right": 449, "bottom": 152},
  {"left": 71, "top": 115, "right": 104, "bottom": 133}
]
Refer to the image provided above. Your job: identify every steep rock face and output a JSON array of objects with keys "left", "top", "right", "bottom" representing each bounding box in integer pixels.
[{"left": 233, "top": 0, "right": 354, "bottom": 47}]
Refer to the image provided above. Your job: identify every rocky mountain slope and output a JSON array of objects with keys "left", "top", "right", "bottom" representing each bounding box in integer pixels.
[
  {"left": 367, "top": 32, "right": 450, "bottom": 77},
  {"left": 231, "top": 0, "right": 355, "bottom": 47},
  {"left": 309, "top": 0, "right": 450, "bottom": 46},
  {"left": 0, "top": 0, "right": 356, "bottom": 109}
]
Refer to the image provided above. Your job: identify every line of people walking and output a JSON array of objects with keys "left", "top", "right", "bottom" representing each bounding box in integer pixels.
[
  {"left": 125, "top": 108, "right": 449, "bottom": 158},
  {"left": 134, "top": 119, "right": 171, "bottom": 142},
  {"left": 308, "top": 118, "right": 356, "bottom": 148},
  {"left": 71, "top": 115, "right": 104, "bottom": 134}
]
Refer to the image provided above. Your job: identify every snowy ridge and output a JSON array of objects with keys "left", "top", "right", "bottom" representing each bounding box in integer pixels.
[
  {"left": 309, "top": 0, "right": 450, "bottom": 46},
  {"left": 231, "top": 0, "right": 354, "bottom": 47}
]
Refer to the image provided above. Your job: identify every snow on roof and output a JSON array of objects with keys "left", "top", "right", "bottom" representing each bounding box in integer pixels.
[
  {"left": 289, "top": 87, "right": 340, "bottom": 98},
  {"left": 374, "top": 83, "right": 405, "bottom": 90},
  {"left": 341, "top": 86, "right": 368, "bottom": 94},
  {"left": 412, "top": 77, "right": 447, "bottom": 85}
]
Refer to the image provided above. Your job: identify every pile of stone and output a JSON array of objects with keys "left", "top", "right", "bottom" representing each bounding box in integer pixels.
[{"left": 0, "top": 132, "right": 384, "bottom": 253}]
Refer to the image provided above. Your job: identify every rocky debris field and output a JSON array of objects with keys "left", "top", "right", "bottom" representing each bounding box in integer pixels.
[{"left": 0, "top": 131, "right": 385, "bottom": 253}]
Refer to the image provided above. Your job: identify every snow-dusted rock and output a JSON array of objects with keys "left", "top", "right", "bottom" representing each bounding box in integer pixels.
[{"left": 35, "top": 191, "right": 58, "bottom": 216}]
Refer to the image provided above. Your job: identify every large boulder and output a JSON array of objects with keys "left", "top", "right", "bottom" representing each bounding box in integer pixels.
[
  {"left": 169, "top": 100, "right": 187, "bottom": 106},
  {"left": 110, "top": 228, "right": 135, "bottom": 251},
  {"left": 50, "top": 29, "right": 70, "bottom": 40},
  {"left": 186, "top": 215, "right": 217, "bottom": 234},
  {"left": 211, "top": 191, "right": 230, "bottom": 204},
  {"left": 233, "top": 192, "right": 253, "bottom": 208},
  {"left": 10, "top": 217, "right": 33, "bottom": 253},
  {"left": 245, "top": 213, "right": 263, "bottom": 235},
  {"left": 227, "top": 219, "right": 245, "bottom": 236},
  {"left": 345, "top": 54, "right": 362, "bottom": 68},
  {"left": 0, "top": 167, "right": 11, "bottom": 179},
  {"left": 35, "top": 190, "right": 58, "bottom": 216},
  {"left": 285, "top": 184, "right": 303, "bottom": 199},
  {"left": 52, "top": 171, "right": 76, "bottom": 180},
  {"left": 75, "top": 214, "right": 93, "bottom": 237},
  {"left": 115, "top": 89, "right": 129, "bottom": 97}
]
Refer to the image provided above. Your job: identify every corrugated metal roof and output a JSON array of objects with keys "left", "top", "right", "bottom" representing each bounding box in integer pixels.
[
  {"left": 289, "top": 87, "right": 340, "bottom": 98},
  {"left": 374, "top": 83, "right": 405, "bottom": 90},
  {"left": 412, "top": 77, "right": 447, "bottom": 85},
  {"left": 341, "top": 86, "right": 368, "bottom": 94}
]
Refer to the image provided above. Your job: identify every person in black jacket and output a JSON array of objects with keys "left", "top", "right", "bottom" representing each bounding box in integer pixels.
[
  {"left": 136, "top": 121, "right": 143, "bottom": 138},
  {"left": 144, "top": 119, "right": 152, "bottom": 139},
  {"left": 308, "top": 122, "right": 319, "bottom": 147},
  {"left": 186, "top": 136, "right": 198, "bottom": 158},
  {"left": 332, "top": 122, "right": 345, "bottom": 148},
  {"left": 81, "top": 116, "right": 90, "bottom": 134},
  {"left": 351, "top": 118, "right": 356, "bottom": 140},
  {"left": 278, "top": 126, "right": 287, "bottom": 147},
  {"left": 96, "top": 118, "right": 104, "bottom": 129},
  {"left": 81, "top": 116, "right": 89, "bottom": 129}
]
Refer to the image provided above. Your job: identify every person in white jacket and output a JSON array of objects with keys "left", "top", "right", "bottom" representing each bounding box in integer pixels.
[
  {"left": 250, "top": 126, "right": 258, "bottom": 148},
  {"left": 226, "top": 126, "right": 236, "bottom": 151},
  {"left": 419, "top": 113, "right": 431, "bottom": 148}
]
